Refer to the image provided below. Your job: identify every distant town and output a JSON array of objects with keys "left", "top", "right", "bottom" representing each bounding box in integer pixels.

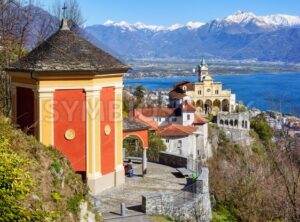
[{"left": 124, "top": 59, "right": 300, "bottom": 79}]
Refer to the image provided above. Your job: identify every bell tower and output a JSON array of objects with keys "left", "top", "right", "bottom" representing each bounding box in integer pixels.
[{"left": 197, "top": 58, "right": 209, "bottom": 82}]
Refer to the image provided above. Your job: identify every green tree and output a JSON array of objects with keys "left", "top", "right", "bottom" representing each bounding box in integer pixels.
[
  {"left": 134, "top": 85, "right": 146, "bottom": 107},
  {"left": 235, "top": 104, "right": 247, "bottom": 113},
  {"left": 147, "top": 131, "right": 166, "bottom": 161},
  {"left": 250, "top": 114, "right": 273, "bottom": 142},
  {"left": 0, "top": 44, "right": 28, "bottom": 115}
]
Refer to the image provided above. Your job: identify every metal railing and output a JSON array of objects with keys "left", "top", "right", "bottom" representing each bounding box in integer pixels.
[
  {"left": 187, "top": 158, "right": 202, "bottom": 175},
  {"left": 172, "top": 180, "right": 203, "bottom": 207}
]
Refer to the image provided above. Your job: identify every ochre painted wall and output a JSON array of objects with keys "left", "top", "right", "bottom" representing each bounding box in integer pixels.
[
  {"left": 54, "top": 89, "right": 86, "bottom": 172},
  {"left": 100, "top": 87, "right": 115, "bottom": 175},
  {"left": 16, "top": 87, "right": 35, "bottom": 135}
]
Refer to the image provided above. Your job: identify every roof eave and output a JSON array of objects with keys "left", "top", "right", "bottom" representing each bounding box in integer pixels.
[{"left": 5, "top": 67, "right": 131, "bottom": 74}]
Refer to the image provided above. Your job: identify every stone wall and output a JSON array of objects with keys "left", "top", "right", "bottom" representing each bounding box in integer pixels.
[
  {"left": 142, "top": 168, "right": 212, "bottom": 222},
  {"left": 217, "top": 111, "right": 251, "bottom": 144},
  {"left": 217, "top": 111, "right": 250, "bottom": 130},
  {"left": 159, "top": 151, "right": 188, "bottom": 168}
]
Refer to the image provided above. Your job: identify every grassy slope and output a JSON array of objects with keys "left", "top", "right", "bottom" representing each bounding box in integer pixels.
[{"left": 0, "top": 116, "right": 100, "bottom": 221}]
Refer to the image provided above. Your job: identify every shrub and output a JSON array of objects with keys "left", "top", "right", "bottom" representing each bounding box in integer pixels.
[
  {"left": 51, "top": 192, "right": 62, "bottom": 202},
  {"left": 250, "top": 114, "right": 273, "bottom": 142},
  {"left": 235, "top": 104, "right": 247, "bottom": 113},
  {"left": 147, "top": 131, "right": 167, "bottom": 161},
  {"left": 0, "top": 136, "right": 44, "bottom": 221},
  {"left": 51, "top": 162, "right": 61, "bottom": 173},
  {"left": 67, "top": 193, "right": 85, "bottom": 214},
  {"left": 212, "top": 205, "right": 238, "bottom": 222}
]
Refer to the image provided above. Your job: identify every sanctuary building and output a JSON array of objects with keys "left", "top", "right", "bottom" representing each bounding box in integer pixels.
[{"left": 169, "top": 59, "right": 236, "bottom": 114}]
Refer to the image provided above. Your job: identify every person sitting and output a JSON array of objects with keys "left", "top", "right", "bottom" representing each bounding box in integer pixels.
[{"left": 127, "top": 159, "right": 135, "bottom": 177}]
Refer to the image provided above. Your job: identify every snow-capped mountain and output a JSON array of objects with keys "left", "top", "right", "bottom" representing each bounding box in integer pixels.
[
  {"left": 13, "top": 4, "right": 300, "bottom": 63},
  {"left": 225, "top": 11, "right": 300, "bottom": 27},
  {"left": 84, "top": 11, "right": 300, "bottom": 62},
  {"left": 98, "top": 11, "right": 300, "bottom": 34},
  {"left": 199, "top": 11, "right": 300, "bottom": 34},
  {"left": 102, "top": 20, "right": 204, "bottom": 31}
]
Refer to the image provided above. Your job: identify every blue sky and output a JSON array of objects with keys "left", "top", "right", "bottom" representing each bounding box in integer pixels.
[{"left": 41, "top": 0, "right": 300, "bottom": 26}]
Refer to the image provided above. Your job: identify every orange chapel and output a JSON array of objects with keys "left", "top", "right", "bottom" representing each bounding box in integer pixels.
[{"left": 5, "top": 19, "right": 130, "bottom": 195}]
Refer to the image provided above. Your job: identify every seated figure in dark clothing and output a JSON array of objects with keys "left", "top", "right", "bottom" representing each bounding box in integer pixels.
[{"left": 127, "top": 159, "right": 135, "bottom": 177}]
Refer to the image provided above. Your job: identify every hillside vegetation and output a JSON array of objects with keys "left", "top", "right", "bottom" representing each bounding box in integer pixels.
[
  {"left": 0, "top": 115, "right": 100, "bottom": 221},
  {"left": 208, "top": 116, "right": 300, "bottom": 222}
]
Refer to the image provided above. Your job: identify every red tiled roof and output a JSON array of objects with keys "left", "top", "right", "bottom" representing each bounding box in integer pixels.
[
  {"left": 174, "top": 81, "right": 190, "bottom": 87},
  {"left": 183, "top": 82, "right": 195, "bottom": 91},
  {"left": 134, "top": 108, "right": 176, "bottom": 118},
  {"left": 174, "top": 81, "right": 194, "bottom": 91},
  {"left": 157, "top": 124, "right": 198, "bottom": 137},
  {"left": 182, "top": 101, "right": 196, "bottom": 112},
  {"left": 169, "top": 90, "right": 186, "bottom": 99},
  {"left": 129, "top": 110, "right": 159, "bottom": 130},
  {"left": 194, "top": 113, "right": 208, "bottom": 125}
]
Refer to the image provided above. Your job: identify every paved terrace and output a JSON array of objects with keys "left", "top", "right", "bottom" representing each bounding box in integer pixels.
[{"left": 94, "top": 162, "right": 187, "bottom": 221}]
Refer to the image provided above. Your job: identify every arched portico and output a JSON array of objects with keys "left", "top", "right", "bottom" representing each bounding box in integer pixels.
[
  {"left": 123, "top": 118, "right": 150, "bottom": 175},
  {"left": 213, "top": 99, "right": 221, "bottom": 112},
  {"left": 196, "top": 100, "right": 204, "bottom": 112},
  {"left": 204, "top": 99, "right": 212, "bottom": 114},
  {"left": 222, "top": 99, "right": 230, "bottom": 112},
  {"left": 123, "top": 135, "right": 143, "bottom": 157}
]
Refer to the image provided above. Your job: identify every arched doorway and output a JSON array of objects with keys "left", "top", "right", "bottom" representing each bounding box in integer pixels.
[
  {"left": 123, "top": 118, "right": 149, "bottom": 175},
  {"left": 204, "top": 100, "right": 212, "bottom": 114},
  {"left": 123, "top": 135, "right": 143, "bottom": 158},
  {"left": 222, "top": 99, "right": 230, "bottom": 112},
  {"left": 196, "top": 100, "right": 203, "bottom": 112},
  {"left": 213, "top": 99, "right": 221, "bottom": 112}
]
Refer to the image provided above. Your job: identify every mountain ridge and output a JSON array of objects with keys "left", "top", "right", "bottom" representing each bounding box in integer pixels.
[{"left": 85, "top": 11, "right": 300, "bottom": 63}]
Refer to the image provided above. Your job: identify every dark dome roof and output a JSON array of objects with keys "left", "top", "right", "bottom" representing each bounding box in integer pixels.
[{"left": 6, "top": 26, "right": 130, "bottom": 74}]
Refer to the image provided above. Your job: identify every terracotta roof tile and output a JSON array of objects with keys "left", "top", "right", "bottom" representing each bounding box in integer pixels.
[
  {"left": 157, "top": 124, "right": 198, "bottom": 137},
  {"left": 174, "top": 81, "right": 194, "bottom": 91},
  {"left": 134, "top": 108, "right": 176, "bottom": 118},
  {"left": 131, "top": 111, "right": 159, "bottom": 130},
  {"left": 169, "top": 90, "right": 186, "bottom": 99},
  {"left": 182, "top": 101, "right": 196, "bottom": 112},
  {"left": 174, "top": 81, "right": 190, "bottom": 87},
  {"left": 194, "top": 113, "right": 208, "bottom": 125}
]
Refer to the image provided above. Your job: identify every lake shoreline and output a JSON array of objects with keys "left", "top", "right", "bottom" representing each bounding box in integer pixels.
[
  {"left": 124, "top": 73, "right": 300, "bottom": 115},
  {"left": 125, "top": 71, "right": 300, "bottom": 80}
]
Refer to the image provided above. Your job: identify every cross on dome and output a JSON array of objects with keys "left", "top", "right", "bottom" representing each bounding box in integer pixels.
[{"left": 62, "top": 2, "right": 67, "bottom": 19}]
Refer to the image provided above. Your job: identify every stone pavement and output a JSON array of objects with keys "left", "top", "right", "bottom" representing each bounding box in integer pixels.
[
  {"left": 102, "top": 214, "right": 153, "bottom": 222},
  {"left": 94, "top": 162, "right": 187, "bottom": 221}
]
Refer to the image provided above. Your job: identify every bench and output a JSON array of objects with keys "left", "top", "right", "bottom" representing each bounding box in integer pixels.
[
  {"left": 176, "top": 167, "right": 194, "bottom": 177},
  {"left": 123, "top": 156, "right": 143, "bottom": 163}
]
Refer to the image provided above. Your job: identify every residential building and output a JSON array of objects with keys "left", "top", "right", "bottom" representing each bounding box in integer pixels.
[
  {"left": 131, "top": 102, "right": 212, "bottom": 161},
  {"left": 157, "top": 124, "right": 201, "bottom": 160}
]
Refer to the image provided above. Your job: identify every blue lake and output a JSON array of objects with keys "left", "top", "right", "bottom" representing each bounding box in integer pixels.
[{"left": 124, "top": 73, "right": 300, "bottom": 115}]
